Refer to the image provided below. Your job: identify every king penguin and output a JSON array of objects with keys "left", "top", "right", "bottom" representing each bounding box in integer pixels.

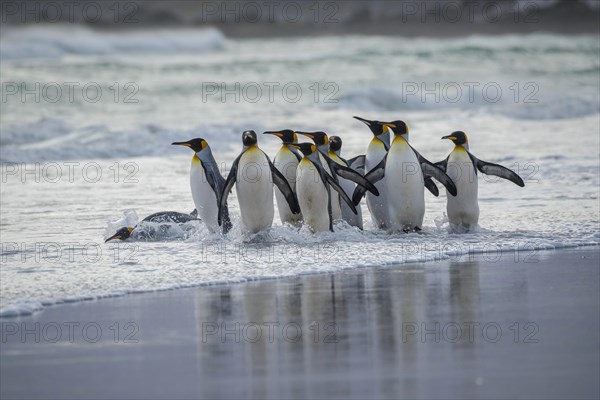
[
  {"left": 263, "top": 129, "right": 303, "bottom": 226},
  {"left": 105, "top": 211, "right": 200, "bottom": 242},
  {"left": 353, "top": 116, "right": 395, "bottom": 229},
  {"left": 353, "top": 121, "right": 458, "bottom": 232},
  {"left": 437, "top": 131, "right": 525, "bottom": 232},
  {"left": 218, "top": 130, "right": 300, "bottom": 234},
  {"left": 296, "top": 131, "right": 379, "bottom": 223},
  {"left": 291, "top": 143, "right": 358, "bottom": 233},
  {"left": 172, "top": 138, "right": 231, "bottom": 234},
  {"left": 328, "top": 136, "right": 363, "bottom": 229},
  {"left": 353, "top": 116, "right": 442, "bottom": 229}
]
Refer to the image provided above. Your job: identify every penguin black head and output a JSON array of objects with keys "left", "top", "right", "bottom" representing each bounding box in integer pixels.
[
  {"left": 290, "top": 142, "right": 317, "bottom": 157},
  {"left": 263, "top": 129, "right": 297, "bottom": 144},
  {"left": 329, "top": 136, "right": 342, "bottom": 152},
  {"left": 242, "top": 130, "right": 258, "bottom": 146},
  {"left": 353, "top": 116, "right": 391, "bottom": 137},
  {"left": 442, "top": 131, "right": 468, "bottom": 146},
  {"left": 171, "top": 138, "right": 208, "bottom": 152},
  {"left": 105, "top": 227, "right": 134, "bottom": 242},
  {"left": 384, "top": 120, "right": 409, "bottom": 137},
  {"left": 296, "top": 131, "right": 328, "bottom": 147}
]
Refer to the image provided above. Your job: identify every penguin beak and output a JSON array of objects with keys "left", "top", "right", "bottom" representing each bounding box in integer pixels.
[
  {"left": 171, "top": 141, "right": 192, "bottom": 147},
  {"left": 296, "top": 132, "right": 314, "bottom": 140},
  {"left": 353, "top": 116, "right": 372, "bottom": 126},
  {"left": 382, "top": 123, "right": 396, "bottom": 129},
  {"left": 105, "top": 233, "right": 122, "bottom": 242},
  {"left": 442, "top": 135, "right": 457, "bottom": 141},
  {"left": 288, "top": 144, "right": 301, "bottom": 150},
  {"left": 263, "top": 131, "right": 283, "bottom": 137}
]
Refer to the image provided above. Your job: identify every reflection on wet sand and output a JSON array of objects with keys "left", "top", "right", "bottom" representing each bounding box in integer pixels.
[{"left": 193, "top": 259, "right": 489, "bottom": 399}]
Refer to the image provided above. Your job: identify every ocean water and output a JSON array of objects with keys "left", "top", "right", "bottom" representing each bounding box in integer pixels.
[{"left": 1, "top": 27, "right": 599, "bottom": 316}]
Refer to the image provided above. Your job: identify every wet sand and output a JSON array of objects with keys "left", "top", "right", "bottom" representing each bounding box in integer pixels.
[{"left": 1, "top": 247, "right": 598, "bottom": 399}]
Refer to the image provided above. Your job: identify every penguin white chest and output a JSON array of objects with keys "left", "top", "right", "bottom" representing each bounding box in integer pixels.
[
  {"left": 386, "top": 138, "right": 425, "bottom": 230},
  {"left": 273, "top": 148, "right": 301, "bottom": 224},
  {"left": 274, "top": 148, "right": 299, "bottom": 191},
  {"left": 365, "top": 139, "right": 389, "bottom": 229},
  {"left": 296, "top": 159, "right": 330, "bottom": 232},
  {"left": 236, "top": 148, "right": 274, "bottom": 234},
  {"left": 190, "top": 156, "right": 219, "bottom": 233},
  {"left": 446, "top": 148, "right": 479, "bottom": 228}
]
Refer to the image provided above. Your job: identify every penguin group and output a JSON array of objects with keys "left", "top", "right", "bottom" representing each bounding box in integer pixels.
[{"left": 167, "top": 117, "right": 525, "bottom": 236}]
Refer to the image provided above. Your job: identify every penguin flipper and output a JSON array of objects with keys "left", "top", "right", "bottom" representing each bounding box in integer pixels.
[
  {"left": 424, "top": 178, "right": 439, "bottom": 197},
  {"left": 322, "top": 170, "right": 358, "bottom": 215},
  {"left": 435, "top": 157, "right": 448, "bottom": 172},
  {"left": 348, "top": 154, "right": 365, "bottom": 169},
  {"left": 471, "top": 154, "right": 525, "bottom": 187},
  {"left": 326, "top": 185, "right": 334, "bottom": 232},
  {"left": 288, "top": 146, "right": 302, "bottom": 162},
  {"left": 218, "top": 155, "right": 241, "bottom": 227},
  {"left": 351, "top": 156, "right": 386, "bottom": 206},
  {"left": 412, "top": 148, "right": 457, "bottom": 196},
  {"left": 311, "top": 159, "right": 357, "bottom": 215},
  {"left": 337, "top": 154, "right": 350, "bottom": 166},
  {"left": 420, "top": 161, "right": 457, "bottom": 196},
  {"left": 221, "top": 204, "right": 233, "bottom": 234},
  {"left": 325, "top": 154, "right": 379, "bottom": 196},
  {"left": 204, "top": 159, "right": 232, "bottom": 233},
  {"left": 348, "top": 154, "right": 366, "bottom": 175},
  {"left": 269, "top": 161, "right": 301, "bottom": 214},
  {"left": 201, "top": 161, "right": 224, "bottom": 201},
  {"left": 323, "top": 180, "right": 334, "bottom": 232}
]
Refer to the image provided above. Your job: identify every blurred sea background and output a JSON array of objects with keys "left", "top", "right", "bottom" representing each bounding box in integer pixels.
[{"left": 1, "top": 0, "right": 599, "bottom": 316}]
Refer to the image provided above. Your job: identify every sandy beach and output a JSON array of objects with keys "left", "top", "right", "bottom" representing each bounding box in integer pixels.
[{"left": 2, "top": 246, "right": 598, "bottom": 399}]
